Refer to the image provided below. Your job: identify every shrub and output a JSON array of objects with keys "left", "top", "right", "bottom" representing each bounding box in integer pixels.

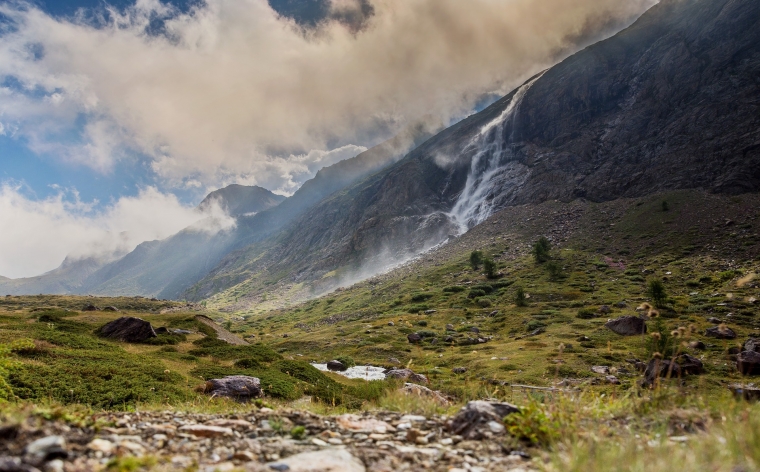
[
  {"left": 477, "top": 298, "right": 492, "bottom": 308},
  {"left": 662, "top": 200, "right": 669, "bottom": 212},
  {"left": 546, "top": 261, "right": 563, "bottom": 281},
  {"left": 647, "top": 279, "right": 667, "bottom": 308},
  {"left": 470, "top": 251, "right": 484, "bottom": 270},
  {"left": 533, "top": 237, "right": 551, "bottom": 263},
  {"left": 483, "top": 258, "right": 497, "bottom": 279},
  {"left": 234, "top": 358, "right": 262, "bottom": 369},
  {"left": 334, "top": 356, "right": 356, "bottom": 368},
  {"left": 472, "top": 284, "right": 494, "bottom": 293},
  {"left": 411, "top": 293, "right": 434, "bottom": 303},
  {"left": 515, "top": 287, "right": 528, "bottom": 307},
  {"left": 468, "top": 289, "right": 487, "bottom": 299},
  {"left": 504, "top": 401, "right": 560, "bottom": 446},
  {"left": 291, "top": 426, "right": 306, "bottom": 439},
  {"left": 443, "top": 286, "right": 466, "bottom": 293},
  {"left": 576, "top": 309, "right": 596, "bottom": 319},
  {"left": 407, "top": 305, "right": 430, "bottom": 313},
  {"left": 526, "top": 321, "right": 546, "bottom": 332},
  {"left": 417, "top": 320, "right": 428, "bottom": 327}
]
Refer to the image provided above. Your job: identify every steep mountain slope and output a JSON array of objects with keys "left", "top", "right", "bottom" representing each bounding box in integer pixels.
[
  {"left": 57, "top": 124, "right": 436, "bottom": 299},
  {"left": 189, "top": 0, "right": 760, "bottom": 311}
]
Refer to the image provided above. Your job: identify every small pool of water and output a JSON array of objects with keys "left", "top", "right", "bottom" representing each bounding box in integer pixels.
[{"left": 312, "top": 364, "right": 387, "bottom": 381}]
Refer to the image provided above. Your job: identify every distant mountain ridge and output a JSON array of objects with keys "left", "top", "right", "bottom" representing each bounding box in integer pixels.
[{"left": 198, "top": 185, "right": 285, "bottom": 217}]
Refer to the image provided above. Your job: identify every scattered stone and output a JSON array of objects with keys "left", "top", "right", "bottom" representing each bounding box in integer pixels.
[
  {"left": 452, "top": 367, "right": 467, "bottom": 374},
  {"left": 81, "top": 304, "right": 100, "bottom": 312},
  {"left": 86, "top": 439, "right": 114, "bottom": 455},
  {"left": 385, "top": 368, "right": 429, "bottom": 384},
  {"left": 605, "top": 316, "right": 647, "bottom": 336},
  {"left": 446, "top": 324, "right": 455, "bottom": 331},
  {"left": 424, "top": 310, "right": 437, "bottom": 314},
  {"left": 407, "top": 333, "right": 422, "bottom": 344},
  {"left": 689, "top": 341, "right": 706, "bottom": 350},
  {"left": 598, "top": 305, "right": 611, "bottom": 314},
  {"left": 102, "top": 306, "right": 119, "bottom": 312},
  {"left": 591, "top": 366, "right": 610, "bottom": 375},
  {"left": 203, "top": 376, "right": 261, "bottom": 401},
  {"left": 98, "top": 317, "right": 157, "bottom": 343},
  {"left": 24, "top": 436, "right": 67, "bottom": 464},
  {"left": 526, "top": 328, "right": 545, "bottom": 337},
  {"left": 336, "top": 415, "right": 394, "bottom": 433},
  {"left": 388, "top": 357, "right": 400, "bottom": 365},
  {"left": 178, "top": 425, "right": 233, "bottom": 438},
  {"left": 605, "top": 375, "right": 621, "bottom": 385},
  {"left": 676, "top": 354, "right": 704, "bottom": 375},
  {"left": 615, "top": 302, "right": 627, "bottom": 309},
  {"left": 737, "top": 351, "right": 760, "bottom": 375},
  {"left": 0, "top": 457, "right": 40, "bottom": 472},
  {"left": 729, "top": 384, "right": 760, "bottom": 401},
  {"left": 707, "top": 317, "right": 722, "bottom": 324},
  {"left": 577, "top": 336, "right": 590, "bottom": 342},
  {"left": 705, "top": 325, "right": 737, "bottom": 339},
  {"left": 268, "top": 449, "right": 365, "bottom": 472},
  {"left": 387, "top": 322, "right": 394, "bottom": 326},
  {"left": 154, "top": 327, "right": 169, "bottom": 335},
  {"left": 326, "top": 360, "right": 348, "bottom": 372},
  {"left": 448, "top": 401, "right": 519, "bottom": 440},
  {"left": 470, "top": 327, "right": 480, "bottom": 334}
]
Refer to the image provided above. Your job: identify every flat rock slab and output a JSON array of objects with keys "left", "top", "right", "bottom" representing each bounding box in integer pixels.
[
  {"left": 268, "top": 448, "right": 365, "bottom": 472},
  {"left": 178, "top": 425, "right": 232, "bottom": 438},
  {"left": 204, "top": 376, "right": 262, "bottom": 401},
  {"left": 401, "top": 383, "right": 450, "bottom": 405},
  {"left": 448, "top": 401, "right": 519, "bottom": 440},
  {"left": 98, "top": 317, "right": 156, "bottom": 343},
  {"left": 336, "top": 414, "right": 394, "bottom": 434},
  {"left": 605, "top": 316, "right": 647, "bottom": 336}
]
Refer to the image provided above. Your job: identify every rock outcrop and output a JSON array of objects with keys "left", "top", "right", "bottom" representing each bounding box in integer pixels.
[
  {"left": 98, "top": 317, "right": 156, "bottom": 343},
  {"left": 605, "top": 316, "right": 647, "bottom": 336},
  {"left": 203, "top": 376, "right": 262, "bottom": 401}
]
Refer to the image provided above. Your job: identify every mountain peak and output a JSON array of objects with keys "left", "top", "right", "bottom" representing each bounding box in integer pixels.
[{"left": 198, "top": 185, "right": 286, "bottom": 218}]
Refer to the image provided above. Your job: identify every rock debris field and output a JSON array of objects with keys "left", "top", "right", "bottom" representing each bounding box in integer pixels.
[{"left": 0, "top": 402, "right": 535, "bottom": 472}]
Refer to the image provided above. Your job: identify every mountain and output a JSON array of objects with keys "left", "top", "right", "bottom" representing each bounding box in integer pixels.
[
  {"left": 32, "top": 122, "right": 435, "bottom": 300},
  {"left": 0, "top": 254, "right": 124, "bottom": 296},
  {"left": 187, "top": 0, "right": 760, "bottom": 311},
  {"left": 198, "top": 185, "right": 285, "bottom": 217}
]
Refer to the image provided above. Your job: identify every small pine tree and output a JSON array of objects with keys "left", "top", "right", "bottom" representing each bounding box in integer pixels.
[
  {"left": 470, "top": 250, "right": 484, "bottom": 270},
  {"left": 648, "top": 279, "right": 667, "bottom": 308},
  {"left": 662, "top": 200, "right": 669, "bottom": 212},
  {"left": 546, "top": 261, "right": 562, "bottom": 281},
  {"left": 515, "top": 287, "right": 528, "bottom": 307},
  {"left": 533, "top": 237, "right": 551, "bottom": 264},
  {"left": 483, "top": 258, "right": 497, "bottom": 279}
]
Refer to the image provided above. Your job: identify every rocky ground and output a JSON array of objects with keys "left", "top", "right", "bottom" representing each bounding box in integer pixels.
[{"left": 0, "top": 403, "right": 534, "bottom": 472}]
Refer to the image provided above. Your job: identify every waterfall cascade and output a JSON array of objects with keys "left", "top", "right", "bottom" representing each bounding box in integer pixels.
[{"left": 449, "top": 74, "right": 543, "bottom": 233}]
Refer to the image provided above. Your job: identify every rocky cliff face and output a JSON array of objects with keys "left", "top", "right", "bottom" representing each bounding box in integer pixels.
[{"left": 186, "top": 0, "right": 760, "bottom": 307}]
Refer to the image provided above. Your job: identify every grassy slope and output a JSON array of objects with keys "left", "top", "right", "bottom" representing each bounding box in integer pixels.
[{"left": 1, "top": 190, "right": 760, "bottom": 471}]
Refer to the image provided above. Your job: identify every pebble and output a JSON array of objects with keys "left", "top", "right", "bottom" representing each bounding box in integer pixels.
[{"left": 179, "top": 425, "right": 233, "bottom": 438}]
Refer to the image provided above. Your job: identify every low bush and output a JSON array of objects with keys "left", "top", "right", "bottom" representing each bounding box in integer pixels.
[{"left": 411, "top": 293, "right": 434, "bottom": 303}]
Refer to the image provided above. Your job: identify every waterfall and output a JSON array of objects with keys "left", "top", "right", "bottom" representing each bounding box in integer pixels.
[{"left": 449, "top": 74, "right": 543, "bottom": 233}]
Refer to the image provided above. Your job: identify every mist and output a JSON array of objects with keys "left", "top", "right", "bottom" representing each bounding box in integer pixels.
[
  {"left": 0, "top": 184, "right": 234, "bottom": 279},
  {"left": 0, "top": 0, "right": 656, "bottom": 192}
]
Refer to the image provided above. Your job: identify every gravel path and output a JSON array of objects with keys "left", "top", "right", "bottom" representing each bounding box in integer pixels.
[{"left": 0, "top": 408, "right": 536, "bottom": 472}]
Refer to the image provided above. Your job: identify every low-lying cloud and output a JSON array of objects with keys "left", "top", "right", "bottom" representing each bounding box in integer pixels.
[
  {"left": 0, "top": 184, "right": 234, "bottom": 278},
  {"left": 0, "top": 0, "right": 656, "bottom": 192}
]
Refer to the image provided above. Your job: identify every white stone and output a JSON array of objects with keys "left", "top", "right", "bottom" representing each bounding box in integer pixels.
[
  {"left": 87, "top": 439, "right": 114, "bottom": 454},
  {"left": 268, "top": 448, "right": 365, "bottom": 472}
]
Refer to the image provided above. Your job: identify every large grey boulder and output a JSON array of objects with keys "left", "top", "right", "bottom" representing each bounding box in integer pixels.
[
  {"left": 705, "top": 325, "right": 737, "bottom": 339},
  {"left": 385, "top": 368, "right": 429, "bottom": 384},
  {"left": 98, "top": 317, "right": 156, "bottom": 343},
  {"left": 204, "top": 376, "right": 262, "bottom": 401},
  {"left": 448, "top": 401, "right": 519, "bottom": 440},
  {"left": 605, "top": 316, "right": 647, "bottom": 336}
]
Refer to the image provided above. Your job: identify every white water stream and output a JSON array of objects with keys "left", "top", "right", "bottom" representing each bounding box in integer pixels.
[
  {"left": 449, "top": 74, "right": 544, "bottom": 233},
  {"left": 311, "top": 363, "right": 387, "bottom": 381}
]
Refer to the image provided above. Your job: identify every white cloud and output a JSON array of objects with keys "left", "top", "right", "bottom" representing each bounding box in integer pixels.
[
  {"left": 0, "top": 183, "right": 234, "bottom": 278},
  {"left": 0, "top": 0, "right": 656, "bottom": 192}
]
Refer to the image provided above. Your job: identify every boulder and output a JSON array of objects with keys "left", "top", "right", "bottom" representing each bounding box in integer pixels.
[
  {"left": 605, "top": 316, "right": 647, "bottom": 336},
  {"left": 154, "top": 327, "right": 169, "bottom": 335},
  {"left": 82, "top": 304, "right": 100, "bottom": 312},
  {"left": 689, "top": 341, "right": 706, "bottom": 350},
  {"left": 598, "top": 305, "right": 612, "bottom": 314},
  {"left": 705, "top": 325, "right": 737, "bottom": 339},
  {"left": 103, "top": 306, "right": 119, "bottom": 312},
  {"left": 204, "top": 376, "right": 262, "bottom": 401},
  {"left": 98, "top": 317, "right": 156, "bottom": 343},
  {"left": 737, "top": 351, "right": 760, "bottom": 375},
  {"left": 385, "top": 368, "right": 429, "bottom": 384},
  {"left": 446, "top": 324, "right": 455, "bottom": 331},
  {"left": 326, "top": 360, "right": 348, "bottom": 372},
  {"left": 676, "top": 353, "right": 704, "bottom": 375},
  {"left": 743, "top": 338, "right": 760, "bottom": 353},
  {"left": 448, "top": 401, "right": 519, "bottom": 440},
  {"left": 407, "top": 333, "right": 422, "bottom": 343},
  {"left": 641, "top": 359, "right": 681, "bottom": 387},
  {"left": 452, "top": 367, "right": 468, "bottom": 374}
]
